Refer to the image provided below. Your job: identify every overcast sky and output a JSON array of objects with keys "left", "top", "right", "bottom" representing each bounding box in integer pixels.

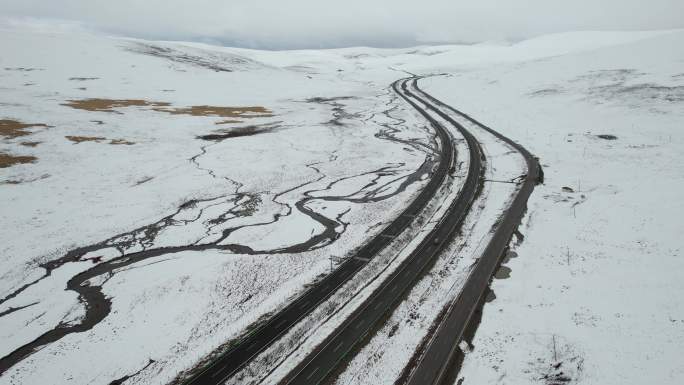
[{"left": 2, "top": 0, "right": 683, "bottom": 49}]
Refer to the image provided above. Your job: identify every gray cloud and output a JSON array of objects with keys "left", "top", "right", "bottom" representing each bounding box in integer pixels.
[{"left": 2, "top": 0, "right": 683, "bottom": 49}]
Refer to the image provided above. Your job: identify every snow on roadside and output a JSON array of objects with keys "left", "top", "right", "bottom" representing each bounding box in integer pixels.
[
  {"left": 225, "top": 87, "right": 471, "bottom": 385},
  {"left": 332, "top": 81, "right": 527, "bottom": 385},
  {"left": 421, "top": 30, "right": 684, "bottom": 385}
]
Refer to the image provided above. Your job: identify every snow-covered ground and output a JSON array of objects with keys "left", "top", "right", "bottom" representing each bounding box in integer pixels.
[
  {"left": 419, "top": 31, "right": 684, "bottom": 385},
  {"left": 332, "top": 80, "right": 527, "bottom": 385},
  {"left": 1, "top": 23, "right": 682, "bottom": 385},
  {"left": 0, "top": 27, "right": 436, "bottom": 385}
]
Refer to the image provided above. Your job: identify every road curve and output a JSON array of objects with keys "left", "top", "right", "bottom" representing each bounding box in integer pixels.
[
  {"left": 402, "top": 80, "right": 542, "bottom": 385},
  {"left": 182, "top": 77, "right": 457, "bottom": 385},
  {"left": 278, "top": 77, "right": 484, "bottom": 385}
]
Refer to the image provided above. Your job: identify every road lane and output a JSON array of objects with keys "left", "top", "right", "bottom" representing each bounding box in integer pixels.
[{"left": 183, "top": 76, "right": 458, "bottom": 385}]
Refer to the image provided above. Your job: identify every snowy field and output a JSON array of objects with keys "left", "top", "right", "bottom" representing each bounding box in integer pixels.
[
  {"left": 1, "top": 23, "right": 683, "bottom": 385},
  {"left": 419, "top": 31, "right": 684, "bottom": 385},
  {"left": 0, "top": 27, "right": 436, "bottom": 384}
]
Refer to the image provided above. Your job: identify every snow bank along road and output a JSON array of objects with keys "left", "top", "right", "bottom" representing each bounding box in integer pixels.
[
  {"left": 403, "top": 81, "right": 542, "bottom": 385},
  {"left": 278, "top": 76, "right": 490, "bottom": 385},
  {"left": 186, "top": 76, "right": 540, "bottom": 385},
  {"left": 182, "top": 76, "right": 457, "bottom": 385},
  {"left": 279, "top": 77, "right": 541, "bottom": 385}
]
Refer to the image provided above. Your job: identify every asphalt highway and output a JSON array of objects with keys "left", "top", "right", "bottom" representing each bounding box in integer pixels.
[
  {"left": 183, "top": 76, "right": 459, "bottom": 385},
  {"left": 403, "top": 81, "right": 541, "bottom": 385},
  {"left": 278, "top": 77, "right": 484, "bottom": 385}
]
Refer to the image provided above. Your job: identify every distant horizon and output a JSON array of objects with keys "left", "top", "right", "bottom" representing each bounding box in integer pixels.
[
  {"left": 4, "top": 16, "right": 682, "bottom": 52},
  {"left": 1, "top": 0, "right": 683, "bottom": 50}
]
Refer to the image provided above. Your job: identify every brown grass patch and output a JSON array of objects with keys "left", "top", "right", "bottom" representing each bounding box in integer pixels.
[
  {"left": 153, "top": 105, "right": 272, "bottom": 119},
  {"left": 0, "top": 152, "right": 37, "bottom": 168},
  {"left": 62, "top": 99, "right": 271, "bottom": 120},
  {"left": 0, "top": 120, "right": 50, "bottom": 139},
  {"left": 66, "top": 136, "right": 135, "bottom": 145},
  {"left": 62, "top": 99, "right": 171, "bottom": 112},
  {"left": 109, "top": 139, "right": 135, "bottom": 145},
  {"left": 66, "top": 135, "right": 107, "bottom": 143}
]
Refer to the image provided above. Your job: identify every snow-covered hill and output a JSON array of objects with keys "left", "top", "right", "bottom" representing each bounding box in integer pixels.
[{"left": 1, "top": 25, "right": 682, "bottom": 385}]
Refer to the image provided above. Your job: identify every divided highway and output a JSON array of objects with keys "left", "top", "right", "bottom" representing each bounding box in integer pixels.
[
  {"left": 186, "top": 76, "right": 540, "bottom": 385},
  {"left": 278, "top": 77, "right": 484, "bottom": 385},
  {"left": 183, "top": 77, "right": 459, "bottom": 385}
]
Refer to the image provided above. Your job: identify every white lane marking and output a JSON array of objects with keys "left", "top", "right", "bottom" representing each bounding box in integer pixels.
[
  {"left": 333, "top": 341, "right": 345, "bottom": 352},
  {"left": 306, "top": 366, "right": 320, "bottom": 380},
  {"left": 210, "top": 365, "right": 227, "bottom": 378},
  {"left": 275, "top": 318, "right": 287, "bottom": 329}
]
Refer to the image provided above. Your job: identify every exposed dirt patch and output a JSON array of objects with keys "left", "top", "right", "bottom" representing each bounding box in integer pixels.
[
  {"left": 494, "top": 265, "right": 511, "bottom": 279},
  {"left": 0, "top": 120, "right": 50, "bottom": 139},
  {"left": 305, "top": 96, "right": 360, "bottom": 126},
  {"left": 134, "top": 176, "right": 154, "bottom": 186},
  {"left": 20, "top": 141, "right": 41, "bottom": 147},
  {"left": 153, "top": 105, "right": 272, "bottom": 119},
  {"left": 108, "top": 359, "right": 156, "bottom": 385},
  {"left": 126, "top": 43, "right": 256, "bottom": 72},
  {"left": 62, "top": 98, "right": 171, "bottom": 113},
  {"left": 1, "top": 173, "right": 50, "bottom": 185},
  {"left": 528, "top": 88, "right": 564, "bottom": 97},
  {"left": 0, "top": 152, "right": 37, "bottom": 168},
  {"left": 4, "top": 67, "right": 43, "bottom": 72},
  {"left": 598, "top": 82, "right": 684, "bottom": 103},
  {"left": 197, "top": 123, "right": 279, "bottom": 141},
  {"left": 65, "top": 136, "right": 135, "bottom": 145},
  {"left": 69, "top": 77, "right": 99, "bottom": 81},
  {"left": 573, "top": 68, "right": 645, "bottom": 84},
  {"left": 109, "top": 139, "right": 135, "bottom": 145},
  {"left": 484, "top": 288, "right": 497, "bottom": 303},
  {"left": 573, "top": 69, "right": 684, "bottom": 108},
  {"left": 65, "top": 135, "right": 106, "bottom": 143}
]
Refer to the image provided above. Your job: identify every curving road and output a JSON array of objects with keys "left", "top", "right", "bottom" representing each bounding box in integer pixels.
[
  {"left": 278, "top": 77, "right": 485, "bottom": 385},
  {"left": 186, "top": 75, "right": 540, "bottom": 385},
  {"left": 403, "top": 80, "right": 541, "bottom": 385},
  {"left": 182, "top": 77, "right": 459, "bottom": 385}
]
